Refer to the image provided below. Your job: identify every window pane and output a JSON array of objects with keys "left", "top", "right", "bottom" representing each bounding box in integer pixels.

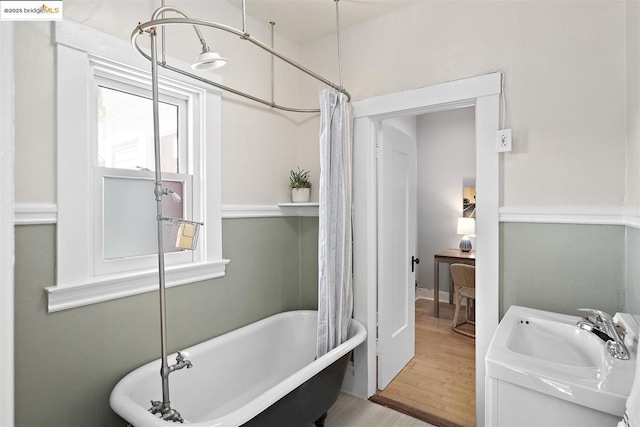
[
  {"left": 103, "top": 177, "right": 184, "bottom": 260},
  {"left": 98, "top": 86, "right": 179, "bottom": 173}
]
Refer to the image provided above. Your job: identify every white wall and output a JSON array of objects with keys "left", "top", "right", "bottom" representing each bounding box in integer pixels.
[
  {"left": 415, "top": 107, "right": 475, "bottom": 292},
  {"left": 14, "top": 0, "right": 307, "bottom": 205},
  {"left": 625, "top": 0, "right": 640, "bottom": 313},
  {"left": 299, "top": 0, "right": 627, "bottom": 209},
  {"left": 12, "top": 2, "right": 633, "bottom": 217},
  {"left": 626, "top": 0, "right": 640, "bottom": 208}
]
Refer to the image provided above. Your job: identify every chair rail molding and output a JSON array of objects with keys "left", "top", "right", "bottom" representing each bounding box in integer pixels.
[
  {"left": 14, "top": 202, "right": 58, "bottom": 225},
  {"left": 499, "top": 205, "right": 640, "bottom": 228},
  {"left": 623, "top": 207, "right": 640, "bottom": 228},
  {"left": 14, "top": 203, "right": 321, "bottom": 224},
  {"left": 15, "top": 203, "right": 638, "bottom": 227}
]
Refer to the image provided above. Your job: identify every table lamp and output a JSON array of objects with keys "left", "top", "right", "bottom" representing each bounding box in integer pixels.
[{"left": 457, "top": 217, "right": 475, "bottom": 252}]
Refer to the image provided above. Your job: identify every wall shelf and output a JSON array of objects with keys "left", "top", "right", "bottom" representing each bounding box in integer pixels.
[{"left": 277, "top": 203, "right": 319, "bottom": 217}]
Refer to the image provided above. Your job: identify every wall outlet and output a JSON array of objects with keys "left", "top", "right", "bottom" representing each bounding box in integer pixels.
[{"left": 496, "top": 129, "right": 512, "bottom": 152}]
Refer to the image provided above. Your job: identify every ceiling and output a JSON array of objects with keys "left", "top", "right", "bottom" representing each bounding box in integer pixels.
[{"left": 226, "top": 0, "right": 415, "bottom": 45}]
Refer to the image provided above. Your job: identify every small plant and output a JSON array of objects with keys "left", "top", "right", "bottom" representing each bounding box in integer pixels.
[{"left": 289, "top": 167, "right": 312, "bottom": 189}]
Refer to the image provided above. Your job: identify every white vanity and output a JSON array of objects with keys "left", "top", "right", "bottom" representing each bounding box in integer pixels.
[{"left": 486, "top": 306, "right": 639, "bottom": 427}]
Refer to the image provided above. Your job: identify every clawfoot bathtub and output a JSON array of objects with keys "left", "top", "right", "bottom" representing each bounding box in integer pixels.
[{"left": 110, "top": 310, "right": 367, "bottom": 426}]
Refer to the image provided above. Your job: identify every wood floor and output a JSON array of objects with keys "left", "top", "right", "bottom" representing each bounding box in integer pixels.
[{"left": 371, "top": 299, "right": 475, "bottom": 427}]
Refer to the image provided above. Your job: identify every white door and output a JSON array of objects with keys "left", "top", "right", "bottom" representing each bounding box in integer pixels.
[{"left": 377, "top": 122, "right": 417, "bottom": 390}]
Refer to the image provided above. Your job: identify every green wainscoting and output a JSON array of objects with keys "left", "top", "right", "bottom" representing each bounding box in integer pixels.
[
  {"left": 14, "top": 217, "right": 319, "bottom": 427},
  {"left": 626, "top": 225, "right": 640, "bottom": 314},
  {"left": 14, "top": 217, "right": 637, "bottom": 426},
  {"left": 299, "top": 217, "right": 320, "bottom": 309},
  {"left": 500, "top": 222, "right": 627, "bottom": 318}
]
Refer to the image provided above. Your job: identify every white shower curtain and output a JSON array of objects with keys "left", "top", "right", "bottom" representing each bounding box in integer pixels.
[{"left": 317, "top": 88, "right": 353, "bottom": 358}]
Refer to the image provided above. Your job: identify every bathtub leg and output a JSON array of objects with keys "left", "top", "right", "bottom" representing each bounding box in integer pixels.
[{"left": 314, "top": 412, "right": 328, "bottom": 427}]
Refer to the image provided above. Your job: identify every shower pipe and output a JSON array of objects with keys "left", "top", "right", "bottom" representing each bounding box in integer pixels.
[
  {"left": 131, "top": 6, "right": 351, "bottom": 114},
  {"left": 148, "top": 29, "right": 185, "bottom": 423},
  {"left": 135, "top": 2, "right": 350, "bottom": 422}
]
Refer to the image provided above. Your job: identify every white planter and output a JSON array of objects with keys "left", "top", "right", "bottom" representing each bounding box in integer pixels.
[{"left": 291, "top": 188, "right": 311, "bottom": 203}]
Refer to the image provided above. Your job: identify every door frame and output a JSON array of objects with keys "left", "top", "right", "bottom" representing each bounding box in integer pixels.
[
  {"left": 344, "top": 73, "right": 501, "bottom": 426},
  {"left": 0, "top": 21, "right": 15, "bottom": 427}
]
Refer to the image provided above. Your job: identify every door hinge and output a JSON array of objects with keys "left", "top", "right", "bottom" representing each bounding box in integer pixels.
[{"left": 375, "top": 144, "right": 382, "bottom": 158}]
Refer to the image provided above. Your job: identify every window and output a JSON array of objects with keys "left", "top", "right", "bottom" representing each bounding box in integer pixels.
[
  {"left": 97, "top": 85, "right": 182, "bottom": 173},
  {"left": 48, "top": 21, "right": 227, "bottom": 312},
  {"left": 94, "top": 78, "right": 192, "bottom": 274}
]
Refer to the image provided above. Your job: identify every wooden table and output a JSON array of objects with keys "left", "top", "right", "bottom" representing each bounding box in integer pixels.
[{"left": 433, "top": 249, "right": 476, "bottom": 317}]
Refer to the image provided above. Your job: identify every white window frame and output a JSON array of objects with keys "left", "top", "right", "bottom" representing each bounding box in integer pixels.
[
  {"left": 92, "top": 70, "right": 194, "bottom": 275},
  {"left": 47, "top": 20, "right": 228, "bottom": 312},
  {"left": 94, "top": 75, "right": 189, "bottom": 174}
]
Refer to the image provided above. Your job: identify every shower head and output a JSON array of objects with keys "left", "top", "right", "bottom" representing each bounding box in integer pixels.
[{"left": 192, "top": 47, "right": 227, "bottom": 70}]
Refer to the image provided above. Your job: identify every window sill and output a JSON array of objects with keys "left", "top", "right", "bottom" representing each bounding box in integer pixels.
[{"left": 45, "top": 259, "right": 229, "bottom": 312}]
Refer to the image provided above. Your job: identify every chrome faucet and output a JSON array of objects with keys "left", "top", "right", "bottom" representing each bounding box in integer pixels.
[
  {"left": 149, "top": 351, "right": 193, "bottom": 422},
  {"left": 577, "top": 308, "right": 629, "bottom": 360},
  {"left": 168, "top": 350, "right": 193, "bottom": 374},
  {"left": 149, "top": 400, "right": 184, "bottom": 423}
]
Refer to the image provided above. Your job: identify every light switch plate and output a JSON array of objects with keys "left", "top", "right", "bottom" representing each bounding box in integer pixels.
[{"left": 496, "top": 129, "right": 512, "bottom": 152}]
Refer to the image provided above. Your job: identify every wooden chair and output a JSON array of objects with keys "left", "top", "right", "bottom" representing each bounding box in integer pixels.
[{"left": 450, "top": 263, "right": 476, "bottom": 338}]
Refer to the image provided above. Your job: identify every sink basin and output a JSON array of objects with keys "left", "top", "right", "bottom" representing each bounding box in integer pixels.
[
  {"left": 486, "top": 306, "right": 638, "bottom": 419},
  {"left": 506, "top": 316, "right": 606, "bottom": 368}
]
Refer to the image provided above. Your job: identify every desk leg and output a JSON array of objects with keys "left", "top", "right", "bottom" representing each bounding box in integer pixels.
[
  {"left": 433, "top": 259, "right": 439, "bottom": 318},
  {"left": 449, "top": 272, "right": 454, "bottom": 304}
]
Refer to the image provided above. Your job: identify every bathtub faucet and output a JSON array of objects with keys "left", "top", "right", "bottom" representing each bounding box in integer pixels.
[
  {"left": 168, "top": 350, "right": 193, "bottom": 374},
  {"left": 152, "top": 351, "right": 192, "bottom": 422},
  {"left": 149, "top": 400, "right": 184, "bottom": 423}
]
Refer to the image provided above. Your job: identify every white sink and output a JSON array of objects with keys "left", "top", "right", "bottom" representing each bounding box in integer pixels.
[
  {"left": 505, "top": 315, "right": 606, "bottom": 370},
  {"left": 486, "top": 306, "right": 638, "bottom": 423}
]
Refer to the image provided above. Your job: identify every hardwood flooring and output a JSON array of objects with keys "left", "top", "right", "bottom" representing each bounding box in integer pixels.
[{"left": 371, "top": 299, "right": 475, "bottom": 427}]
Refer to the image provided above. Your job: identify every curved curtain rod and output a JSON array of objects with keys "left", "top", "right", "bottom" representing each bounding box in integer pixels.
[{"left": 131, "top": 10, "right": 351, "bottom": 113}]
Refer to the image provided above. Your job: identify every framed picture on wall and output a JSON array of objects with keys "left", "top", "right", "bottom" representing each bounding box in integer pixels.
[{"left": 463, "top": 178, "right": 476, "bottom": 218}]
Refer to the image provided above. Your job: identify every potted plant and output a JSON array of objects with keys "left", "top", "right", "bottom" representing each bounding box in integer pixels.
[{"left": 289, "top": 167, "right": 312, "bottom": 203}]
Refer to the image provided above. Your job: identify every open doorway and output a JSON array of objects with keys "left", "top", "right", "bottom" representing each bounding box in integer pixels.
[
  {"left": 372, "top": 107, "right": 477, "bottom": 427},
  {"left": 345, "top": 73, "right": 501, "bottom": 427}
]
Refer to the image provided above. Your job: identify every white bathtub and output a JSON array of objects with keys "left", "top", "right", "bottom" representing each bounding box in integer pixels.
[{"left": 110, "top": 310, "right": 367, "bottom": 426}]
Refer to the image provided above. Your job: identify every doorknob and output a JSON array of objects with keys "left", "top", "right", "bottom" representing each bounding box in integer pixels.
[{"left": 411, "top": 256, "right": 420, "bottom": 272}]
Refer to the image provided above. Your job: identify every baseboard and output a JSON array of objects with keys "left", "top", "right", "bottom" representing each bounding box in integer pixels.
[{"left": 416, "top": 287, "right": 451, "bottom": 303}]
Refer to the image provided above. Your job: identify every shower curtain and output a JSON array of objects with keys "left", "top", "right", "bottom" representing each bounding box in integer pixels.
[{"left": 317, "top": 88, "right": 353, "bottom": 358}]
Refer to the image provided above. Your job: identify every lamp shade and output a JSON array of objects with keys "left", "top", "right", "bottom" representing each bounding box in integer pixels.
[{"left": 457, "top": 217, "right": 476, "bottom": 236}]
